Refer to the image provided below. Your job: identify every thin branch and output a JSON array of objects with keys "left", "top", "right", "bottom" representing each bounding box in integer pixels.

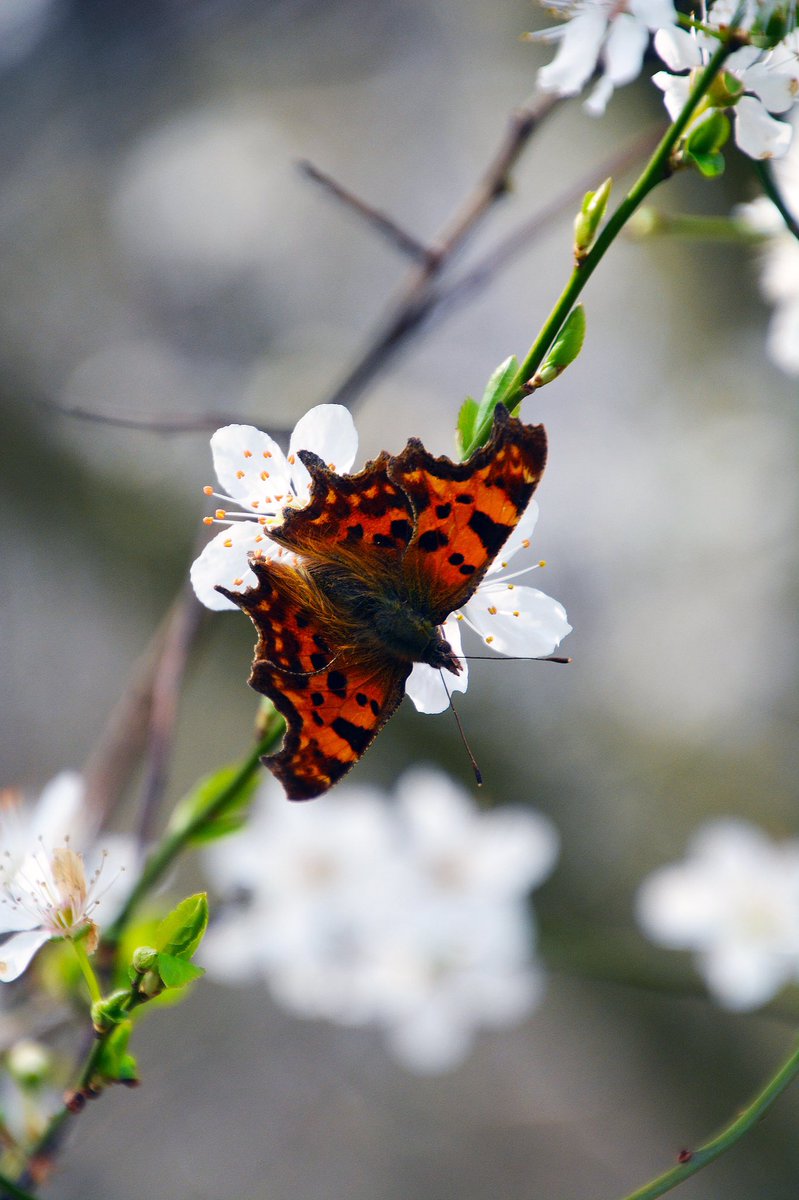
[
  {"left": 38, "top": 399, "right": 289, "bottom": 437},
  {"left": 298, "top": 160, "right": 432, "bottom": 262}
]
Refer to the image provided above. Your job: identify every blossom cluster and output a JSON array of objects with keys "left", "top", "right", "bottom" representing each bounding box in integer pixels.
[
  {"left": 0, "top": 774, "right": 135, "bottom": 982},
  {"left": 527, "top": 0, "right": 799, "bottom": 159},
  {"left": 201, "top": 768, "right": 559, "bottom": 1073},
  {"left": 637, "top": 818, "right": 799, "bottom": 1009}
]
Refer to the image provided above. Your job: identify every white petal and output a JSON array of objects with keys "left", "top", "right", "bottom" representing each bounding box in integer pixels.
[
  {"left": 742, "top": 55, "right": 799, "bottom": 115},
  {"left": 768, "top": 301, "right": 799, "bottom": 376},
  {"left": 651, "top": 71, "right": 692, "bottom": 123},
  {"left": 653, "top": 25, "right": 704, "bottom": 71},
  {"left": 700, "top": 943, "right": 791, "bottom": 1009},
  {"left": 485, "top": 501, "right": 539, "bottom": 576},
  {"left": 462, "top": 585, "right": 571, "bottom": 658},
  {"left": 385, "top": 1010, "right": 473, "bottom": 1074},
  {"left": 629, "top": 0, "right": 676, "bottom": 30},
  {"left": 734, "top": 96, "right": 792, "bottom": 160},
  {"left": 31, "top": 772, "right": 87, "bottom": 846},
  {"left": 636, "top": 863, "right": 725, "bottom": 946},
  {"left": 190, "top": 521, "right": 282, "bottom": 611},
  {"left": 584, "top": 74, "right": 615, "bottom": 117},
  {"left": 726, "top": 45, "right": 761, "bottom": 76},
  {"left": 210, "top": 424, "right": 290, "bottom": 503},
  {"left": 405, "top": 618, "right": 468, "bottom": 715},
  {"left": 537, "top": 9, "right": 608, "bottom": 96},
  {"left": 287, "top": 404, "right": 358, "bottom": 495},
  {"left": 602, "top": 13, "right": 650, "bottom": 87},
  {"left": 0, "top": 929, "right": 50, "bottom": 982},
  {"left": 85, "top": 835, "right": 139, "bottom": 925}
]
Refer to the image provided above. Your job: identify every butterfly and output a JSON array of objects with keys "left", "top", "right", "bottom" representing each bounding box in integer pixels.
[{"left": 217, "top": 404, "right": 548, "bottom": 800}]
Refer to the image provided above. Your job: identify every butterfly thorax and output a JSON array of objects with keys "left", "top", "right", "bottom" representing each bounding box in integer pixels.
[{"left": 307, "top": 559, "right": 461, "bottom": 674}]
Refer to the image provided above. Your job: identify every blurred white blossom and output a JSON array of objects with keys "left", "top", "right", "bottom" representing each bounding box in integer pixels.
[
  {"left": 526, "top": 0, "right": 676, "bottom": 115},
  {"left": 737, "top": 109, "right": 799, "bottom": 374},
  {"left": 653, "top": 25, "right": 799, "bottom": 159},
  {"left": 202, "top": 768, "right": 558, "bottom": 1072},
  {"left": 636, "top": 819, "right": 799, "bottom": 1009},
  {"left": 0, "top": 774, "right": 137, "bottom": 981}
]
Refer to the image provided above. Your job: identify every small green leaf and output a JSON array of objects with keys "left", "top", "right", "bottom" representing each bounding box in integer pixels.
[
  {"left": 156, "top": 953, "right": 206, "bottom": 989},
  {"left": 464, "top": 355, "right": 520, "bottom": 457},
  {"left": 168, "top": 764, "right": 259, "bottom": 845},
  {"left": 685, "top": 111, "right": 730, "bottom": 157},
  {"left": 95, "top": 1020, "right": 136, "bottom": 1084},
  {"left": 456, "top": 397, "right": 478, "bottom": 456},
  {"left": 155, "top": 893, "right": 209, "bottom": 961},
  {"left": 687, "top": 150, "right": 726, "bottom": 178},
  {"left": 574, "top": 177, "right": 612, "bottom": 258},
  {"left": 529, "top": 306, "right": 586, "bottom": 390}
]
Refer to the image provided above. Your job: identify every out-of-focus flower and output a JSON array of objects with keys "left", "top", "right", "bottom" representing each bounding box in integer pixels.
[
  {"left": 0, "top": 775, "right": 137, "bottom": 982},
  {"left": 406, "top": 500, "right": 572, "bottom": 713},
  {"left": 636, "top": 818, "right": 799, "bottom": 1009},
  {"left": 202, "top": 768, "right": 559, "bottom": 1072},
  {"left": 737, "top": 109, "right": 799, "bottom": 375},
  {"left": 653, "top": 26, "right": 799, "bottom": 159},
  {"left": 190, "top": 404, "right": 358, "bottom": 610},
  {"left": 525, "top": 0, "right": 676, "bottom": 115}
]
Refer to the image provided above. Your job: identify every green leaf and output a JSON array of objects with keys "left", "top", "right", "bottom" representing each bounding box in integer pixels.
[
  {"left": 688, "top": 150, "right": 726, "bottom": 178},
  {"left": 464, "top": 355, "right": 520, "bottom": 457},
  {"left": 155, "top": 893, "right": 209, "bottom": 961},
  {"left": 685, "top": 111, "right": 730, "bottom": 157},
  {"left": 456, "top": 397, "right": 478, "bottom": 456},
  {"left": 168, "top": 763, "right": 259, "bottom": 845},
  {"left": 95, "top": 1020, "right": 137, "bottom": 1084},
  {"left": 155, "top": 953, "right": 205, "bottom": 989}
]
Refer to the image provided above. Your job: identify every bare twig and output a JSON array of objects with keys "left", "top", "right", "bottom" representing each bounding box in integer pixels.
[
  {"left": 298, "top": 160, "right": 432, "bottom": 262},
  {"left": 38, "top": 399, "right": 289, "bottom": 437}
]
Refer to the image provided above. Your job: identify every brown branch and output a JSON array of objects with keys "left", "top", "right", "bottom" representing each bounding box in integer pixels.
[
  {"left": 298, "top": 160, "right": 432, "bottom": 262},
  {"left": 317, "top": 93, "right": 560, "bottom": 408},
  {"left": 38, "top": 399, "right": 289, "bottom": 438}
]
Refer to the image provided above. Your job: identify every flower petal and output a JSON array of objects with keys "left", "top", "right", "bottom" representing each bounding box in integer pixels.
[
  {"left": 31, "top": 772, "right": 87, "bottom": 846},
  {"left": 768, "top": 300, "right": 799, "bottom": 376},
  {"left": 654, "top": 25, "right": 704, "bottom": 71},
  {"left": 651, "top": 70, "right": 692, "bottom": 123},
  {"left": 743, "top": 53, "right": 799, "bottom": 116},
  {"left": 287, "top": 404, "right": 358, "bottom": 495},
  {"left": 602, "top": 13, "right": 650, "bottom": 87},
  {"left": 190, "top": 520, "right": 280, "bottom": 611},
  {"left": 537, "top": 8, "right": 608, "bottom": 96},
  {"left": 210, "top": 424, "right": 290, "bottom": 503},
  {"left": 699, "top": 942, "right": 791, "bottom": 1009},
  {"left": 405, "top": 618, "right": 467, "bottom": 715},
  {"left": 630, "top": 0, "right": 676, "bottom": 30},
  {"left": 462, "top": 585, "right": 571, "bottom": 658},
  {"left": 734, "top": 95, "right": 792, "bottom": 160},
  {"left": 0, "top": 929, "right": 50, "bottom": 982}
]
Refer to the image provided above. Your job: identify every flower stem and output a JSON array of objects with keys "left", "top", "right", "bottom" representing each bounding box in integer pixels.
[
  {"left": 613, "top": 1036, "right": 799, "bottom": 1200},
  {"left": 70, "top": 938, "right": 102, "bottom": 1005},
  {"left": 103, "top": 726, "right": 282, "bottom": 946},
  {"left": 503, "top": 37, "right": 735, "bottom": 404}
]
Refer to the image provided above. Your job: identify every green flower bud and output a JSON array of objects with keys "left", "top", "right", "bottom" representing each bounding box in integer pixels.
[
  {"left": 707, "top": 71, "right": 744, "bottom": 108},
  {"left": 6, "top": 1039, "right": 51, "bottom": 1089},
  {"left": 91, "top": 989, "right": 131, "bottom": 1034},
  {"left": 574, "top": 178, "right": 612, "bottom": 261},
  {"left": 131, "top": 946, "right": 158, "bottom": 974},
  {"left": 138, "top": 969, "right": 163, "bottom": 999}
]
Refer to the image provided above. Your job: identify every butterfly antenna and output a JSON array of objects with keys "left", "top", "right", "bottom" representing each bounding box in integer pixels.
[
  {"left": 460, "top": 654, "right": 572, "bottom": 664},
  {"left": 439, "top": 671, "right": 482, "bottom": 787}
]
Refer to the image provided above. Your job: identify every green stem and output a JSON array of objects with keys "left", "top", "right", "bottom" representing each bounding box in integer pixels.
[
  {"left": 753, "top": 160, "right": 799, "bottom": 244},
  {"left": 614, "top": 1037, "right": 799, "bottom": 1200},
  {"left": 104, "top": 726, "right": 282, "bottom": 946},
  {"left": 505, "top": 37, "right": 735, "bottom": 404},
  {"left": 71, "top": 939, "right": 102, "bottom": 1005},
  {"left": 0, "top": 1171, "right": 38, "bottom": 1200}
]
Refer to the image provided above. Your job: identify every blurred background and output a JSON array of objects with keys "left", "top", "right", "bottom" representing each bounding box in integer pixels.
[{"left": 2, "top": 0, "right": 799, "bottom": 1196}]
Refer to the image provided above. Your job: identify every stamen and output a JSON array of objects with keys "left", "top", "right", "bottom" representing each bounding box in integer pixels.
[
  {"left": 203, "top": 486, "right": 213, "bottom": 496},
  {"left": 236, "top": 470, "right": 246, "bottom": 480},
  {"left": 243, "top": 450, "right": 252, "bottom": 458}
]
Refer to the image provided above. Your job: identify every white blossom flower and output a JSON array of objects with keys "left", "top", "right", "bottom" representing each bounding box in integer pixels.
[
  {"left": 526, "top": 0, "right": 677, "bottom": 116},
  {"left": 0, "top": 775, "right": 137, "bottom": 982},
  {"left": 406, "top": 499, "right": 572, "bottom": 714},
  {"left": 653, "top": 26, "right": 799, "bottom": 159},
  {"left": 636, "top": 819, "right": 799, "bottom": 1009},
  {"left": 737, "top": 108, "right": 799, "bottom": 374},
  {"left": 190, "top": 404, "right": 359, "bottom": 610},
  {"left": 202, "top": 768, "right": 559, "bottom": 1072}
]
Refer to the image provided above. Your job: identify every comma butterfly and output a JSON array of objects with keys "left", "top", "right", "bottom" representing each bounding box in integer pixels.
[{"left": 218, "top": 404, "right": 547, "bottom": 800}]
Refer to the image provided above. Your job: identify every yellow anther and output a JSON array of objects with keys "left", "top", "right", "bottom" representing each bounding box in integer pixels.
[
  {"left": 261, "top": 471, "right": 269, "bottom": 481},
  {"left": 258, "top": 517, "right": 267, "bottom": 525},
  {"left": 288, "top": 454, "right": 295, "bottom": 464},
  {"left": 255, "top": 535, "right": 263, "bottom": 543},
  {"left": 538, "top": 560, "right": 547, "bottom": 568},
  {"left": 263, "top": 450, "right": 272, "bottom": 458},
  {"left": 507, "top": 583, "right": 515, "bottom": 590},
  {"left": 500, "top": 560, "right": 508, "bottom": 569},
  {"left": 236, "top": 470, "right": 246, "bottom": 479},
  {"left": 522, "top": 539, "right": 530, "bottom": 548},
  {"left": 203, "top": 516, "right": 213, "bottom": 525},
  {"left": 455, "top": 613, "right": 464, "bottom": 621},
  {"left": 233, "top": 578, "right": 244, "bottom": 587},
  {"left": 251, "top": 501, "right": 260, "bottom": 509},
  {"left": 243, "top": 449, "right": 252, "bottom": 458},
  {"left": 485, "top": 635, "right": 494, "bottom": 644},
  {"left": 513, "top": 610, "right": 520, "bottom": 617},
  {"left": 223, "top": 538, "right": 233, "bottom": 548},
  {"left": 328, "top": 463, "right": 336, "bottom": 471},
  {"left": 488, "top": 606, "right": 498, "bottom": 615},
  {"left": 275, "top": 494, "right": 283, "bottom": 501},
  {"left": 215, "top": 509, "right": 226, "bottom": 520},
  {"left": 203, "top": 485, "right": 213, "bottom": 496}
]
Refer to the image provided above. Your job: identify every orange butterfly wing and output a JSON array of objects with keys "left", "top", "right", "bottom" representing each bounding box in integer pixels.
[
  {"left": 219, "top": 557, "right": 409, "bottom": 801},
  {"left": 388, "top": 405, "right": 548, "bottom": 620}
]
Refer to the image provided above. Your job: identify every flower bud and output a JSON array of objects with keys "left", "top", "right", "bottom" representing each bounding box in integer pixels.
[
  {"left": 131, "top": 946, "right": 158, "bottom": 974},
  {"left": 138, "top": 969, "right": 163, "bottom": 999},
  {"left": 7, "top": 1039, "right": 51, "bottom": 1089},
  {"left": 707, "top": 71, "right": 744, "bottom": 108},
  {"left": 91, "top": 989, "right": 131, "bottom": 1034},
  {"left": 574, "top": 178, "right": 612, "bottom": 261}
]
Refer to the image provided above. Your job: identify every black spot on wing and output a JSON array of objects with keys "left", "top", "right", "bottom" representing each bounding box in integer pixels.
[
  {"left": 448, "top": 552, "right": 465, "bottom": 566},
  {"left": 331, "top": 717, "right": 372, "bottom": 755},
  {"left": 418, "top": 529, "right": 449, "bottom": 552},
  {"left": 468, "top": 509, "right": 513, "bottom": 558},
  {"left": 390, "top": 518, "right": 413, "bottom": 543}
]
